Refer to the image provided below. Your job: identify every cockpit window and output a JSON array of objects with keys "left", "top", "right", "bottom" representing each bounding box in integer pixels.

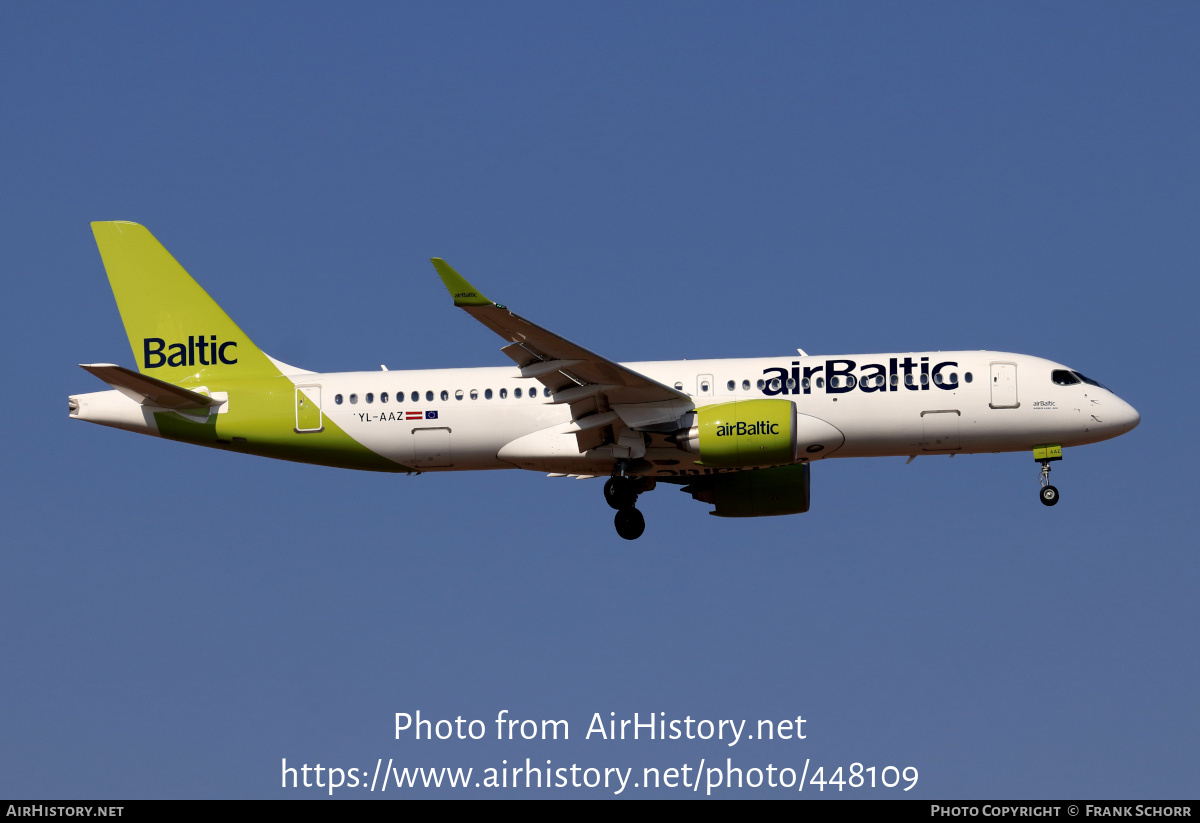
[
  {"left": 1052, "top": 370, "right": 1081, "bottom": 386},
  {"left": 1071, "top": 371, "right": 1109, "bottom": 390}
]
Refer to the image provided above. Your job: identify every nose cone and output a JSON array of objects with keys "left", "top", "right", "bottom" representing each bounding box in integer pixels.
[{"left": 1112, "top": 396, "right": 1141, "bottom": 435}]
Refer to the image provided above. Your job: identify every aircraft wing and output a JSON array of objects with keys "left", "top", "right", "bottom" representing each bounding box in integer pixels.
[{"left": 432, "top": 259, "right": 693, "bottom": 448}]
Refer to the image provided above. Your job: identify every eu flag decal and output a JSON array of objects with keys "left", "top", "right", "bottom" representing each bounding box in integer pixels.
[{"left": 426, "top": 410, "right": 438, "bottom": 419}]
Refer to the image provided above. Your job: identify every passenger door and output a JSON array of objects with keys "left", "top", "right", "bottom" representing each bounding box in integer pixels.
[{"left": 989, "top": 363, "right": 1019, "bottom": 409}]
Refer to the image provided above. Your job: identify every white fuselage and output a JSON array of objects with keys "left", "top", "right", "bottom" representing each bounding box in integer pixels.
[{"left": 280, "top": 350, "right": 1139, "bottom": 476}]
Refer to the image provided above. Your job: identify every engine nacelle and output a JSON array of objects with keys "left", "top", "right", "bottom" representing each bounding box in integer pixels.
[{"left": 677, "top": 399, "right": 799, "bottom": 468}]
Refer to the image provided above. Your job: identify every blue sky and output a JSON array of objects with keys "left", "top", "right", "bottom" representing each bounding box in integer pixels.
[{"left": 2, "top": 2, "right": 1197, "bottom": 798}]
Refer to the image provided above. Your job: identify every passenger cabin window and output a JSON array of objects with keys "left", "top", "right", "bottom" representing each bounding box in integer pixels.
[
  {"left": 335, "top": 394, "right": 344, "bottom": 405},
  {"left": 440, "top": 390, "right": 448, "bottom": 401},
  {"left": 349, "top": 393, "right": 358, "bottom": 404},
  {"left": 727, "top": 380, "right": 735, "bottom": 391},
  {"left": 964, "top": 372, "right": 973, "bottom": 383},
  {"left": 485, "top": 389, "right": 493, "bottom": 399},
  {"left": 425, "top": 391, "right": 433, "bottom": 401},
  {"left": 742, "top": 380, "right": 750, "bottom": 391},
  {"left": 514, "top": 387, "right": 523, "bottom": 399},
  {"left": 366, "top": 393, "right": 374, "bottom": 404},
  {"left": 455, "top": 389, "right": 464, "bottom": 400},
  {"left": 500, "top": 388, "right": 508, "bottom": 399},
  {"left": 470, "top": 389, "right": 479, "bottom": 400},
  {"left": 381, "top": 392, "right": 389, "bottom": 403}
]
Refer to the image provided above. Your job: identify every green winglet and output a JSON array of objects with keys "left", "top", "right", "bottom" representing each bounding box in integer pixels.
[{"left": 431, "top": 258, "right": 493, "bottom": 307}]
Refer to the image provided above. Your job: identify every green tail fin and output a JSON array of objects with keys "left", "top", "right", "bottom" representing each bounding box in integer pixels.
[{"left": 91, "top": 221, "right": 277, "bottom": 384}]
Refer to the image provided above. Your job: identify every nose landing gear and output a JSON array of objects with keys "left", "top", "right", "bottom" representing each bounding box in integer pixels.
[
  {"left": 1034, "top": 444, "right": 1062, "bottom": 507},
  {"left": 604, "top": 471, "right": 653, "bottom": 540}
]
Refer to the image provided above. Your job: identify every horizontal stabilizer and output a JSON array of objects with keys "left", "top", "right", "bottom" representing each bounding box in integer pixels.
[{"left": 79, "top": 364, "right": 221, "bottom": 410}]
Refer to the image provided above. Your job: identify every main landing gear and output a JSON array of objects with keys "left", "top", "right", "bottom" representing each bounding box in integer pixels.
[
  {"left": 613, "top": 506, "right": 646, "bottom": 541},
  {"left": 1034, "top": 445, "right": 1063, "bottom": 507},
  {"left": 604, "top": 473, "right": 652, "bottom": 540}
]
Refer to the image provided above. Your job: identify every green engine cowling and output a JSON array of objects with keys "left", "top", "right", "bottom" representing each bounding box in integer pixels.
[{"left": 679, "top": 399, "right": 799, "bottom": 468}]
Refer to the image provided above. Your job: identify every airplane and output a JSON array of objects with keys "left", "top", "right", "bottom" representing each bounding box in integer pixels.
[{"left": 70, "top": 222, "right": 1141, "bottom": 540}]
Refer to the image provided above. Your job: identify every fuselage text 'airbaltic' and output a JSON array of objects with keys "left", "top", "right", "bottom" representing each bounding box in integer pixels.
[{"left": 762, "top": 356, "right": 958, "bottom": 395}]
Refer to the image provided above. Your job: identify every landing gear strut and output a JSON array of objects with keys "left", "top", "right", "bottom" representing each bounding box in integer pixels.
[{"left": 605, "top": 467, "right": 652, "bottom": 540}]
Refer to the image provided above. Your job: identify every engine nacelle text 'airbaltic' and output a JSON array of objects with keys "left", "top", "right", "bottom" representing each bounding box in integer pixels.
[{"left": 679, "top": 399, "right": 799, "bottom": 468}]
